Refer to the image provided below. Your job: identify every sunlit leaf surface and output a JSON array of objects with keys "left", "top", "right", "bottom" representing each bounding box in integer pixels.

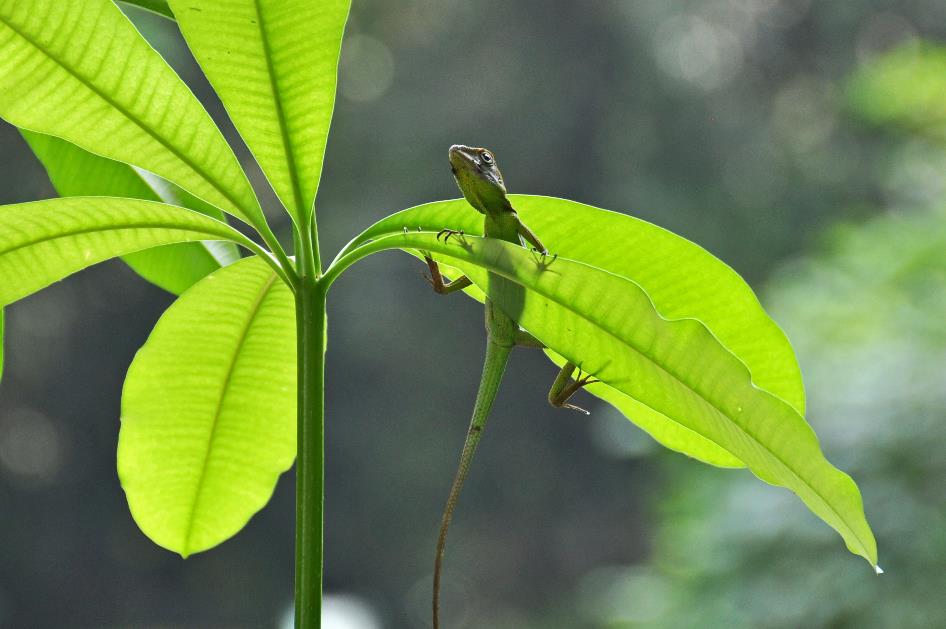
[
  {"left": 0, "top": 0, "right": 264, "bottom": 226},
  {"left": 340, "top": 196, "right": 810, "bottom": 467},
  {"left": 0, "top": 197, "right": 252, "bottom": 306},
  {"left": 341, "top": 196, "right": 803, "bottom": 413},
  {"left": 169, "top": 0, "right": 351, "bottom": 225},
  {"left": 119, "top": 256, "right": 295, "bottom": 556}
]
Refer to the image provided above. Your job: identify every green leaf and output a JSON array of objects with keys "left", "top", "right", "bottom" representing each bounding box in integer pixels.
[
  {"left": 340, "top": 197, "right": 803, "bottom": 412},
  {"left": 330, "top": 231, "right": 878, "bottom": 569},
  {"left": 0, "top": 197, "right": 256, "bottom": 307},
  {"left": 117, "top": 0, "right": 173, "bottom": 19},
  {"left": 22, "top": 130, "right": 240, "bottom": 295},
  {"left": 167, "top": 0, "right": 350, "bottom": 226},
  {"left": 0, "top": 0, "right": 264, "bottom": 227},
  {"left": 338, "top": 196, "right": 807, "bottom": 467},
  {"left": 118, "top": 255, "right": 295, "bottom": 556}
]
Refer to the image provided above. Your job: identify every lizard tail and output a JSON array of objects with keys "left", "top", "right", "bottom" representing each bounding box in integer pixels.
[{"left": 434, "top": 339, "right": 512, "bottom": 629}]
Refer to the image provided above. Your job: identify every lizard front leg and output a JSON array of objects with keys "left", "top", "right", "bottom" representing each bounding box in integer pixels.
[
  {"left": 424, "top": 255, "right": 473, "bottom": 294},
  {"left": 548, "top": 362, "right": 599, "bottom": 415},
  {"left": 514, "top": 215, "right": 548, "bottom": 255}
]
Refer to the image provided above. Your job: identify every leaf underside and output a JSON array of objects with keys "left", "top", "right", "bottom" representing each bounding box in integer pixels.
[
  {"left": 118, "top": 255, "right": 296, "bottom": 556},
  {"left": 341, "top": 196, "right": 808, "bottom": 468},
  {"left": 343, "top": 196, "right": 805, "bottom": 414}
]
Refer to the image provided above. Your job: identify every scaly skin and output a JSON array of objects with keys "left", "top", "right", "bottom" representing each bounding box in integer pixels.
[{"left": 426, "top": 145, "right": 595, "bottom": 628}]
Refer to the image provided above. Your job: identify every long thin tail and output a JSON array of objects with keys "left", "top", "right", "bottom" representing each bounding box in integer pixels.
[{"left": 434, "top": 339, "right": 512, "bottom": 629}]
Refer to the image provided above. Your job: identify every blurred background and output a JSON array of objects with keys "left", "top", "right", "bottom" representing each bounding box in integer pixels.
[{"left": 1, "top": 0, "right": 945, "bottom": 627}]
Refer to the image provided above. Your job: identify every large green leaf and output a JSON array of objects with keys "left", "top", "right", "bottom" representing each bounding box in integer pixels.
[
  {"left": 0, "top": 309, "right": 4, "bottom": 384},
  {"left": 168, "top": 0, "right": 350, "bottom": 226},
  {"left": 22, "top": 130, "right": 240, "bottom": 295},
  {"left": 0, "top": 197, "right": 257, "bottom": 306},
  {"left": 0, "top": 0, "right": 264, "bottom": 227},
  {"left": 337, "top": 196, "right": 807, "bottom": 467},
  {"left": 339, "top": 197, "right": 803, "bottom": 412},
  {"left": 118, "top": 255, "right": 295, "bottom": 556},
  {"left": 327, "top": 231, "right": 878, "bottom": 569}
]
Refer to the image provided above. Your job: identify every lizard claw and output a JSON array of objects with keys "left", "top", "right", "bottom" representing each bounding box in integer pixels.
[
  {"left": 575, "top": 367, "right": 600, "bottom": 387},
  {"left": 437, "top": 228, "right": 464, "bottom": 243},
  {"left": 563, "top": 403, "right": 591, "bottom": 415}
]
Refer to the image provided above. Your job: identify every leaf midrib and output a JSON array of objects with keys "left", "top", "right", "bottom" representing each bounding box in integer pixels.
[
  {"left": 0, "top": 11, "right": 256, "bottom": 224},
  {"left": 180, "top": 270, "right": 278, "bottom": 555},
  {"left": 250, "top": 0, "right": 308, "bottom": 220}
]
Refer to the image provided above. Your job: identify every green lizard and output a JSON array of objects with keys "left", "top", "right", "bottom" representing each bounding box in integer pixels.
[{"left": 425, "top": 144, "right": 598, "bottom": 628}]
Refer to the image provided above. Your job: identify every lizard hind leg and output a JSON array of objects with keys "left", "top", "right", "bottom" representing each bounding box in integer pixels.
[
  {"left": 548, "top": 362, "right": 600, "bottom": 415},
  {"left": 512, "top": 333, "right": 599, "bottom": 414}
]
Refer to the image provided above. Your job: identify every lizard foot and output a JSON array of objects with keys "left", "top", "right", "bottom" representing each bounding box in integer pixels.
[
  {"left": 550, "top": 365, "right": 600, "bottom": 415},
  {"left": 437, "top": 228, "right": 464, "bottom": 243}
]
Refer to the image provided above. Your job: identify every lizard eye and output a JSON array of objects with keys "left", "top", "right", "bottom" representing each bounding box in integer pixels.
[{"left": 481, "top": 152, "right": 493, "bottom": 165}]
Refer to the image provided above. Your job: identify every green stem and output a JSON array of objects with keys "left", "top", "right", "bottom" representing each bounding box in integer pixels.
[
  {"left": 295, "top": 213, "right": 325, "bottom": 628},
  {"left": 295, "top": 272, "right": 326, "bottom": 628}
]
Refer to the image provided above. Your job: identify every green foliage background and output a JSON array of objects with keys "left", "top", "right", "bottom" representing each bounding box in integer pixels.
[
  {"left": 0, "top": 1, "right": 943, "bottom": 627},
  {"left": 627, "top": 206, "right": 946, "bottom": 629},
  {"left": 626, "top": 43, "right": 946, "bottom": 629}
]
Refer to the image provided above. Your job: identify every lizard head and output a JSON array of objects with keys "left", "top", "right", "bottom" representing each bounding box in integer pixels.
[{"left": 448, "top": 144, "right": 507, "bottom": 214}]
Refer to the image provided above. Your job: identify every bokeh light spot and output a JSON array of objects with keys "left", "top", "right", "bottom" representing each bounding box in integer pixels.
[
  {"left": 654, "top": 14, "right": 743, "bottom": 91},
  {"left": 281, "top": 594, "right": 382, "bottom": 629},
  {"left": 0, "top": 407, "right": 63, "bottom": 486},
  {"left": 339, "top": 35, "right": 395, "bottom": 103}
]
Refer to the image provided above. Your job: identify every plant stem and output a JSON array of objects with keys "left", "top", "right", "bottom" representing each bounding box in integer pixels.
[
  {"left": 295, "top": 277, "right": 325, "bottom": 627},
  {"left": 295, "top": 221, "right": 325, "bottom": 628}
]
